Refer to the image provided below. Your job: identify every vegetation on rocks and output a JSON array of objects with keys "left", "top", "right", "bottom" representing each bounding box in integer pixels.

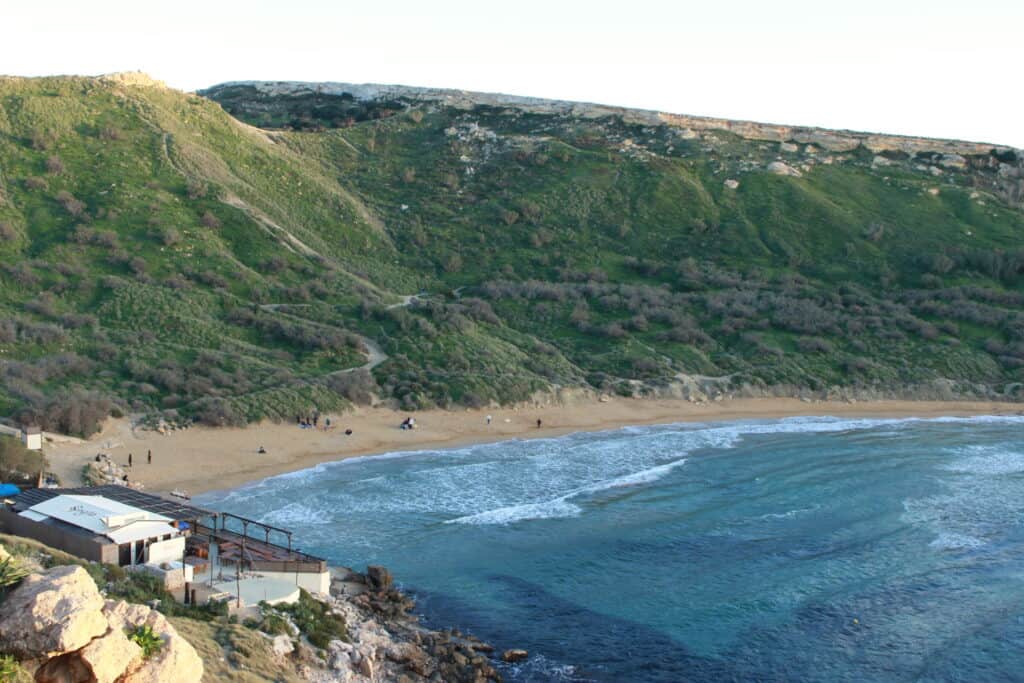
[{"left": 0, "top": 74, "right": 1021, "bottom": 431}]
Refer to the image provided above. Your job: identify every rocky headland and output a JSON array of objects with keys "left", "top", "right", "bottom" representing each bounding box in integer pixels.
[{"left": 0, "top": 539, "right": 517, "bottom": 682}]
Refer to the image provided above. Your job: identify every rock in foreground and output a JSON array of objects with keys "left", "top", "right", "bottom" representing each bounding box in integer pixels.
[{"left": 0, "top": 564, "right": 203, "bottom": 682}]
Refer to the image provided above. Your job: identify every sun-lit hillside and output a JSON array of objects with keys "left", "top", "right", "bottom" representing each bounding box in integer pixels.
[{"left": 0, "top": 74, "right": 1022, "bottom": 433}]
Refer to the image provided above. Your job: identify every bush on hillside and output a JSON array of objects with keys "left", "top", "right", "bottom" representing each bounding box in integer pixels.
[
  {"left": 0, "top": 437, "right": 48, "bottom": 485},
  {"left": 0, "top": 221, "right": 17, "bottom": 242},
  {"left": 17, "top": 389, "right": 113, "bottom": 437},
  {"left": 326, "top": 369, "right": 379, "bottom": 405}
]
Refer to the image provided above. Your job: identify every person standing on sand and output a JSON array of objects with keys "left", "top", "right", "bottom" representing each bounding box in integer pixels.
[
  {"left": 147, "top": 450, "right": 152, "bottom": 465},
  {"left": 128, "top": 453, "right": 132, "bottom": 468},
  {"left": 537, "top": 419, "right": 542, "bottom": 429},
  {"left": 487, "top": 415, "right": 492, "bottom": 425}
]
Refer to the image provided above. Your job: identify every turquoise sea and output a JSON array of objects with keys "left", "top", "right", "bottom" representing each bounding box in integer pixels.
[{"left": 197, "top": 415, "right": 1024, "bottom": 682}]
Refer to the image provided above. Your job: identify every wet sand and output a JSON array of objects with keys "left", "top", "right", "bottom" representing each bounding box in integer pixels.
[{"left": 44, "top": 398, "right": 1022, "bottom": 498}]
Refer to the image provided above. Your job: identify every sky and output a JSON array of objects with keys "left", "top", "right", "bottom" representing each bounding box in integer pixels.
[{"left": 3, "top": 0, "right": 1022, "bottom": 147}]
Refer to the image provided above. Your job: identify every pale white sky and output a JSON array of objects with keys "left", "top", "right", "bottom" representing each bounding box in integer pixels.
[{"left": 3, "top": 0, "right": 1022, "bottom": 147}]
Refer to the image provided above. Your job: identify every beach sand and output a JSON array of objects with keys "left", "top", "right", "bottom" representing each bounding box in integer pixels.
[{"left": 44, "top": 398, "right": 1022, "bottom": 497}]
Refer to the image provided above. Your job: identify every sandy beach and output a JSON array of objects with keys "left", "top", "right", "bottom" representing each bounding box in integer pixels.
[{"left": 43, "top": 398, "right": 1022, "bottom": 498}]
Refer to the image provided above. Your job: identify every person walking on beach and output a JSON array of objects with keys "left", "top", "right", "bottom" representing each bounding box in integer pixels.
[
  {"left": 537, "top": 418, "right": 542, "bottom": 429},
  {"left": 486, "top": 414, "right": 492, "bottom": 425},
  {"left": 128, "top": 453, "right": 132, "bottom": 468},
  {"left": 147, "top": 450, "right": 152, "bottom": 465}
]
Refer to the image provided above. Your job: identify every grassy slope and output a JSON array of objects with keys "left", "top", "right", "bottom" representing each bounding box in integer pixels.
[{"left": 0, "top": 76, "right": 1021, "bottom": 433}]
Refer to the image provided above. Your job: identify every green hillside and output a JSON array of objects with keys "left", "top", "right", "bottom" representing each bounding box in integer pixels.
[{"left": 0, "top": 74, "right": 1021, "bottom": 434}]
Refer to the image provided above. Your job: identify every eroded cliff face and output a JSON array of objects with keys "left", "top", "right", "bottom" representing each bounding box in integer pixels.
[{"left": 203, "top": 80, "right": 1024, "bottom": 208}]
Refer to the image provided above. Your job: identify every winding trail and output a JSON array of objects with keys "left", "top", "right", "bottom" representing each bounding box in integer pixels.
[{"left": 258, "top": 293, "right": 422, "bottom": 377}]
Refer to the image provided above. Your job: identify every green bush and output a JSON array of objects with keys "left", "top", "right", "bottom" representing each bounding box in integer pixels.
[
  {"left": 275, "top": 589, "right": 347, "bottom": 648},
  {"left": 0, "top": 437, "right": 47, "bottom": 485},
  {"left": 0, "top": 558, "right": 29, "bottom": 598},
  {"left": 0, "top": 654, "right": 31, "bottom": 683},
  {"left": 126, "top": 625, "right": 163, "bottom": 659}
]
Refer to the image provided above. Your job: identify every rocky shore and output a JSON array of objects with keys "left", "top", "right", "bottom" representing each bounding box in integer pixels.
[
  {"left": 0, "top": 538, "right": 523, "bottom": 682},
  {"left": 311, "top": 565, "right": 510, "bottom": 683}
]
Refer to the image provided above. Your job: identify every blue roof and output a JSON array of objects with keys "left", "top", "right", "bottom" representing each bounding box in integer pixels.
[{"left": 0, "top": 483, "right": 22, "bottom": 497}]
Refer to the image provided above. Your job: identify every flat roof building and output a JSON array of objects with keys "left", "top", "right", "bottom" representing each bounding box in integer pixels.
[
  {"left": 21, "top": 426, "right": 42, "bottom": 451},
  {"left": 1, "top": 485, "right": 330, "bottom": 608},
  {"left": 4, "top": 492, "right": 186, "bottom": 567}
]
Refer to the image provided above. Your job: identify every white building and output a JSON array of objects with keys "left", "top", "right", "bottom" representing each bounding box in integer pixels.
[
  {"left": 21, "top": 426, "right": 42, "bottom": 451},
  {"left": 11, "top": 494, "right": 190, "bottom": 583}
]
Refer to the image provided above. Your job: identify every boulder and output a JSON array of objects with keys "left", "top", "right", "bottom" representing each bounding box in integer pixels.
[
  {"left": 366, "top": 565, "right": 394, "bottom": 592},
  {"left": 272, "top": 634, "right": 295, "bottom": 657},
  {"left": 502, "top": 649, "right": 529, "bottom": 663},
  {"left": 723, "top": 178, "right": 739, "bottom": 189},
  {"left": 79, "top": 627, "right": 142, "bottom": 683},
  {"left": 766, "top": 161, "right": 802, "bottom": 177},
  {"left": 103, "top": 600, "right": 203, "bottom": 683},
  {"left": 0, "top": 565, "right": 107, "bottom": 659}
]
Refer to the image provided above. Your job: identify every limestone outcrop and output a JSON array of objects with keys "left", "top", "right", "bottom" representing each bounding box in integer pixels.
[
  {"left": 0, "top": 565, "right": 203, "bottom": 683},
  {"left": 325, "top": 566, "right": 508, "bottom": 682},
  {"left": 0, "top": 565, "right": 108, "bottom": 659}
]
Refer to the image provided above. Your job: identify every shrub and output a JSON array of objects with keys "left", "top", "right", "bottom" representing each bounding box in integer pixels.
[
  {"left": 192, "top": 397, "right": 245, "bottom": 427},
  {"left": 0, "top": 221, "right": 17, "bottom": 242},
  {"left": 797, "top": 337, "right": 834, "bottom": 354},
  {"left": 54, "top": 190, "right": 86, "bottom": 217},
  {"left": 276, "top": 589, "right": 347, "bottom": 648},
  {"left": 45, "top": 155, "right": 65, "bottom": 175},
  {"left": 24, "top": 176, "right": 47, "bottom": 191},
  {"left": 127, "top": 625, "right": 163, "bottom": 659},
  {"left": 199, "top": 211, "right": 221, "bottom": 229},
  {"left": 186, "top": 180, "right": 208, "bottom": 200},
  {"left": 0, "top": 653, "right": 30, "bottom": 682},
  {"left": 99, "top": 126, "right": 123, "bottom": 141},
  {"left": 0, "top": 437, "right": 48, "bottom": 485},
  {"left": 18, "top": 389, "right": 112, "bottom": 437},
  {"left": 326, "top": 369, "right": 379, "bottom": 404}
]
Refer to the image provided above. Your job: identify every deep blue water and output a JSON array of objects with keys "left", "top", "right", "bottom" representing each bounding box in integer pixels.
[{"left": 196, "top": 415, "right": 1024, "bottom": 682}]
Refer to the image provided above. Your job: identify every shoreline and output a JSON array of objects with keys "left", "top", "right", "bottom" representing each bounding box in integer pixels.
[{"left": 45, "top": 397, "right": 1022, "bottom": 497}]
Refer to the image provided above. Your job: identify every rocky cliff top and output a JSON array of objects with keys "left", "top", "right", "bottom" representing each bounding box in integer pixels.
[{"left": 205, "top": 80, "right": 1020, "bottom": 158}]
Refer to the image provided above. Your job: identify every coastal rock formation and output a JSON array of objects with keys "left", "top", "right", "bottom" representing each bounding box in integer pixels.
[
  {"left": 0, "top": 565, "right": 203, "bottom": 683},
  {"left": 77, "top": 627, "right": 141, "bottom": 683},
  {"left": 104, "top": 600, "right": 205, "bottom": 683},
  {"left": 326, "top": 566, "right": 508, "bottom": 682},
  {"left": 0, "top": 565, "right": 108, "bottom": 659}
]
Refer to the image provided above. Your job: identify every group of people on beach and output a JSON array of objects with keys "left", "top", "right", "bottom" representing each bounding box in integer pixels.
[{"left": 297, "top": 413, "right": 328, "bottom": 430}]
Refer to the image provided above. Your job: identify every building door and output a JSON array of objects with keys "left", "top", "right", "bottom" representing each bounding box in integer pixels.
[
  {"left": 119, "top": 543, "right": 131, "bottom": 566},
  {"left": 134, "top": 540, "right": 146, "bottom": 565}
]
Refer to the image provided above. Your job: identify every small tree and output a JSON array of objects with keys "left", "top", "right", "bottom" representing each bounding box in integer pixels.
[
  {"left": 200, "top": 211, "right": 221, "bottom": 229},
  {"left": 45, "top": 156, "right": 65, "bottom": 175},
  {"left": 0, "top": 436, "right": 48, "bottom": 485}
]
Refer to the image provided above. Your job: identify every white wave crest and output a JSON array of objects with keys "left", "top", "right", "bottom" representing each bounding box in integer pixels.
[
  {"left": 447, "top": 498, "right": 583, "bottom": 525},
  {"left": 942, "top": 444, "right": 1024, "bottom": 476},
  {"left": 447, "top": 457, "right": 688, "bottom": 525},
  {"left": 929, "top": 532, "right": 985, "bottom": 551}
]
